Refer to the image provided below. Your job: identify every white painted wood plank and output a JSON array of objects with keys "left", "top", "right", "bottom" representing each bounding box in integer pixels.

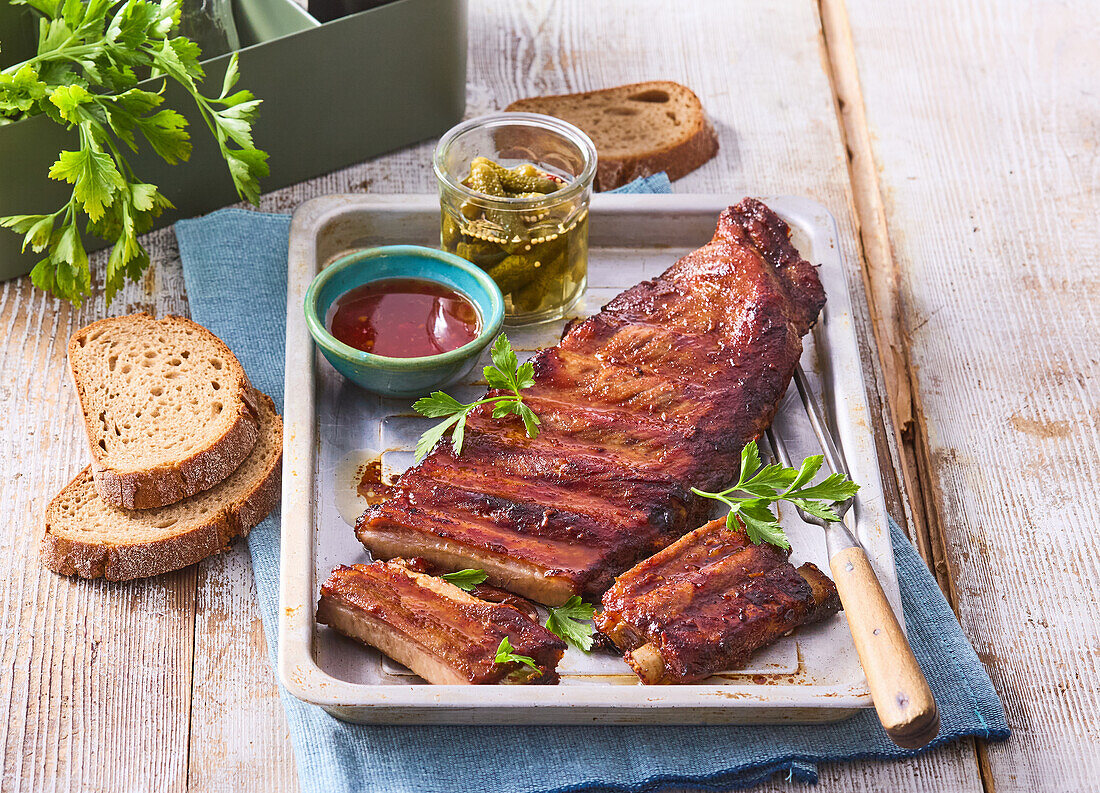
[
  {"left": 188, "top": 546, "right": 297, "bottom": 793},
  {"left": 0, "top": 265, "right": 196, "bottom": 792},
  {"left": 846, "top": 0, "right": 1100, "bottom": 789}
]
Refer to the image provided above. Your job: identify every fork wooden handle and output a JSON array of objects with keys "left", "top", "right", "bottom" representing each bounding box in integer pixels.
[{"left": 830, "top": 546, "right": 940, "bottom": 748}]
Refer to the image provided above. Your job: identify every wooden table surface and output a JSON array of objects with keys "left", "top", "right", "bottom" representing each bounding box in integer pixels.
[{"left": 2, "top": 1, "right": 1097, "bottom": 790}]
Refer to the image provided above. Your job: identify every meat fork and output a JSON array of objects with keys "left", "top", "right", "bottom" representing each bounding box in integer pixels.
[{"left": 766, "top": 366, "right": 940, "bottom": 749}]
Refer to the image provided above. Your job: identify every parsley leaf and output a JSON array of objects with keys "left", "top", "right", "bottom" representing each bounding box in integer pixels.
[
  {"left": 494, "top": 637, "right": 540, "bottom": 672},
  {"left": 412, "top": 411, "right": 461, "bottom": 463},
  {"left": 735, "top": 499, "right": 791, "bottom": 549},
  {"left": 441, "top": 568, "right": 487, "bottom": 592},
  {"left": 786, "top": 472, "right": 860, "bottom": 503},
  {"left": 489, "top": 333, "right": 519, "bottom": 385},
  {"left": 544, "top": 596, "right": 595, "bottom": 651},
  {"left": 516, "top": 401, "right": 541, "bottom": 438},
  {"left": 413, "top": 391, "right": 467, "bottom": 418},
  {"left": 48, "top": 146, "right": 127, "bottom": 223},
  {"left": 692, "top": 439, "right": 860, "bottom": 550},
  {"left": 0, "top": 64, "right": 48, "bottom": 113},
  {"left": 134, "top": 108, "right": 192, "bottom": 163},
  {"left": 412, "top": 334, "right": 540, "bottom": 463},
  {"left": 739, "top": 438, "right": 762, "bottom": 482},
  {"left": 0, "top": 5, "right": 267, "bottom": 306}
]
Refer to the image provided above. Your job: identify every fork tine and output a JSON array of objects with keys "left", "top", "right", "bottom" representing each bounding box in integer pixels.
[
  {"left": 765, "top": 426, "right": 830, "bottom": 528},
  {"left": 763, "top": 426, "right": 792, "bottom": 468},
  {"left": 793, "top": 365, "right": 850, "bottom": 478}
]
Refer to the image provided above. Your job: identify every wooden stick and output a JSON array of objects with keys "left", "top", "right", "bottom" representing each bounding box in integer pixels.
[{"left": 831, "top": 546, "right": 940, "bottom": 748}]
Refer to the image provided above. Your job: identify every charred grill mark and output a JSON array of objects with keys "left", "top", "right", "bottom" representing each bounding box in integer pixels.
[
  {"left": 400, "top": 474, "right": 630, "bottom": 546},
  {"left": 421, "top": 428, "right": 694, "bottom": 508}
]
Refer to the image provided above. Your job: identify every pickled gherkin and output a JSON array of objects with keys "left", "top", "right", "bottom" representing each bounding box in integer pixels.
[
  {"left": 465, "top": 160, "right": 524, "bottom": 242},
  {"left": 511, "top": 216, "right": 586, "bottom": 313},
  {"left": 456, "top": 241, "right": 507, "bottom": 269},
  {"left": 467, "top": 159, "right": 507, "bottom": 198},
  {"left": 471, "top": 158, "right": 562, "bottom": 195},
  {"left": 513, "top": 254, "right": 569, "bottom": 313},
  {"left": 487, "top": 255, "right": 538, "bottom": 294},
  {"left": 440, "top": 156, "right": 587, "bottom": 323},
  {"left": 441, "top": 215, "right": 462, "bottom": 249}
]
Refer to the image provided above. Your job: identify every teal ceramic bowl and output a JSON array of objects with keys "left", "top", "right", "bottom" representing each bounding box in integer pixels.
[{"left": 304, "top": 246, "right": 504, "bottom": 398}]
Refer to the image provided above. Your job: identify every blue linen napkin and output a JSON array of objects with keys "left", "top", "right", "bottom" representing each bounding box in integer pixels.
[{"left": 175, "top": 174, "right": 1007, "bottom": 793}]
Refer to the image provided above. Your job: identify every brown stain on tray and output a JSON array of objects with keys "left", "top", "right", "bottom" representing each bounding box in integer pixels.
[{"left": 357, "top": 457, "right": 394, "bottom": 504}]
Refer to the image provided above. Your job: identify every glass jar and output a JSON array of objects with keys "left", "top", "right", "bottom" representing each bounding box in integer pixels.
[
  {"left": 433, "top": 113, "right": 597, "bottom": 325},
  {"left": 178, "top": 0, "right": 240, "bottom": 58}
]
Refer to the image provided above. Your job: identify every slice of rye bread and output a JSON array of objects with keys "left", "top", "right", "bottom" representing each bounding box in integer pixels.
[
  {"left": 68, "top": 313, "right": 260, "bottom": 509},
  {"left": 41, "top": 390, "right": 282, "bottom": 581},
  {"left": 506, "top": 81, "right": 718, "bottom": 191}
]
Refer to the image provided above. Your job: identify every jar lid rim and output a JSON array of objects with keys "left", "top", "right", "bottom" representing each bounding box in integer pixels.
[{"left": 433, "top": 112, "right": 598, "bottom": 207}]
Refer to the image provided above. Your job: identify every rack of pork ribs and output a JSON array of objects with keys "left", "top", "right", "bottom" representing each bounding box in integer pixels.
[{"left": 326, "top": 198, "right": 843, "bottom": 684}]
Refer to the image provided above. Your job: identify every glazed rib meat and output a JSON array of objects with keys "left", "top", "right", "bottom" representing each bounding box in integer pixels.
[
  {"left": 357, "top": 198, "right": 826, "bottom": 605},
  {"left": 317, "top": 562, "right": 566, "bottom": 684},
  {"left": 596, "top": 518, "right": 842, "bottom": 684}
]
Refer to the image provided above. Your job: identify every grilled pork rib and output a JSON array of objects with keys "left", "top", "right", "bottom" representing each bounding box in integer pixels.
[
  {"left": 597, "top": 518, "right": 842, "bottom": 684},
  {"left": 357, "top": 199, "right": 826, "bottom": 605},
  {"left": 317, "top": 562, "right": 566, "bottom": 684}
]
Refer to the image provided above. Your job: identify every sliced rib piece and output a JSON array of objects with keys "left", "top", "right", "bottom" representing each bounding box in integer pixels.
[
  {"left": 357, "top": 199, "right": 825, "bottom": 604},
  {"left": 596, "top": 518, "right": 841, "bottom": 684},
  {"left": 317, "top": 562, "right": 565, "bottom": 685}
]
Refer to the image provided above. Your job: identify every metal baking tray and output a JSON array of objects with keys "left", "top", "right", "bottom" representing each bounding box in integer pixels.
[{"left": 279, "top": 194, "right": 901, "bottom": 724}]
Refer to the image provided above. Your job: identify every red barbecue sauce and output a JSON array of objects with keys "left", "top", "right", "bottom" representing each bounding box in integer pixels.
[{"left": 328, "top": 278, "right": 480, "bottom": 358}]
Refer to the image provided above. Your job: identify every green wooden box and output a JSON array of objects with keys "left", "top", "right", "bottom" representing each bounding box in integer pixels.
[{"left": 0, "top": 0, "right": 467, "bottom": 281}]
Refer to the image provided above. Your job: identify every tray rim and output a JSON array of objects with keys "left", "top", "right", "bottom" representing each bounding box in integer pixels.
[{"left": 280, "top": 192, "right": 890, "bottom": 722}]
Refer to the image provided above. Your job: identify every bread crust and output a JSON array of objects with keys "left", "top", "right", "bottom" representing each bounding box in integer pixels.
[
  {"left": 506, "top": 81, "right": 719, "bottom": 191},
  {"left": 68, "top": 313, "right": 261, "bottom": 510},
  {"left": 592, "top": 120, "right": 718, "bottom": 191},
  {"left": 40, "top": 394, "right": 282, "bottom": 581}
]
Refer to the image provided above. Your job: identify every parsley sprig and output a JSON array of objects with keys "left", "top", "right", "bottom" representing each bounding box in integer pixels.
[
  {"left": 494, "top": 637, "right": 539, "bottom": 673},
  {"left": 544, "top": 596, "right": 595, "bottom": 652},
  {"left": 440, "top": 568, "right": 487, "bottom": 592},
  {"left": 0, "top": 0, "right": 268, "bottom": 305},
  {"left": 692, "top": 439, "right": 860, "bottom": 549},
  {"left": 412, "top": 334, "right": 541, "bottom": 463}
]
